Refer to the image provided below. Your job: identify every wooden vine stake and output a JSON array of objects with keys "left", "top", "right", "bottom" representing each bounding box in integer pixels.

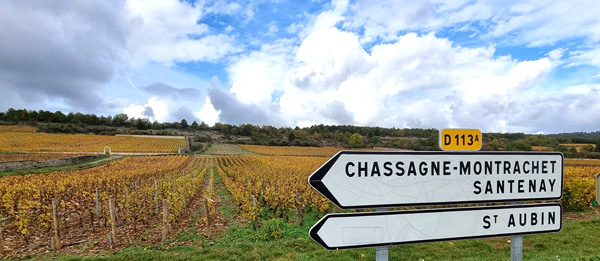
[
  {"left": 0, "top": 223, "right": 3, "bottom": 253},
  {"left": 252, "top": 195, "right": 259, "bottom": 230},
  {"left": 204, "top": 197, "right": 210, "bottom": 226},
  {"left": 0, "top": 218, "right": 4, "bottom": 252},
  {"left": 294, "top": 193, "right": 304, "bottom": 225},
  {"left": 108, "top": 199, "right": 117, "bottom": 247},
  {"left": 52, "top": 199, "right": 62, "bottom": 250},
  {"left": 154, "top": 177, "right": 159, "bottom": 215},
  {"left": 182, "top": 185, "right": 187, "bottom": 213},
  {"left": 162, "top": 199, "right": 169, "bottom": 242},
  {"left": 125, "top": 187, "right": 130, "bottom": 216}
]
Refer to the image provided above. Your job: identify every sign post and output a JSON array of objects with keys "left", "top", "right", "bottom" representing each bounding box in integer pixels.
[
  {"left": 308, "top": 150, "right": 564, "bottom": 258},
  {"left": 309, "top": 204, "right": 562, "bottom": 250},
  {"left": 309, "top": 151, "right": 563, "bottom": 209},
  {"left": 511, "top": 201, "right": 524, "bottom": 261},
  {"left": 375, "top": 208, "right": 389, "bottom": 261}
]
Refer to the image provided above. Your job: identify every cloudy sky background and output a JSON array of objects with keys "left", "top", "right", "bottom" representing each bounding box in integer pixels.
[{"left": 1, "top": 0, "right": 599, "bottom": 134}]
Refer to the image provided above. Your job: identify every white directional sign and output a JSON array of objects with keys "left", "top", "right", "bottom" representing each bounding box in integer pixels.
[
  {"left": 308, "top": 151, "right": 563, "bottom": 209},
  {"left": 310, "top": 203, "right": 562, "bottom": 250}
]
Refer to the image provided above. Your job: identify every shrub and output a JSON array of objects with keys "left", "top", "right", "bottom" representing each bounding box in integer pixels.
[{"left": 254, "top": 218, "right": 283, "bottom": 241}]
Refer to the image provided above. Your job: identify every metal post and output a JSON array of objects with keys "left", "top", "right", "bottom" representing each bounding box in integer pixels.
[
  {"left": 511, "top": 202, "right": 523, "bottom": 261},
  {"left": 375, "top": 208, "right": 388, "bottom": 261},
  {"left": 95, "top": 188, "right": 99, "bottom": 216},
  {"left": 595, "top": 173, "right": 600, "bottom": 206}
]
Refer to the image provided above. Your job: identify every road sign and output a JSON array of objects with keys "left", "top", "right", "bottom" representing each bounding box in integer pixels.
[
  {"left": 309, "top": 203, "right": 561, "bottom": 250},
  {"left": 439, "top": 129, "right": 482, "bottom": 151},
  {"left": 308, "top": 151, "right": 563, "bottom": 209}
]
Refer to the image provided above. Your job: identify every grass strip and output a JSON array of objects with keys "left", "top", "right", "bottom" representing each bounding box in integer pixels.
[
  {"left": 0, "top": 155, "right": 111, "bottom": 177},
  {"left": 33, "top": 209, "right": 600, "bottom": 261}
]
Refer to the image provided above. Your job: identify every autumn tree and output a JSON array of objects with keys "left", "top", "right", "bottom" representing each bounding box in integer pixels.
[{"left": 348, "top": 133, "right": 364, "bottom": 148}]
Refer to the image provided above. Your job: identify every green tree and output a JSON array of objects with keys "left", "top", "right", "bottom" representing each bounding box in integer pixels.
[
  {"left": 53, "top": 111, "right": 67, "bottom": 123},
  {"left": 112, "top": 113, "right": 129, "bottom": 126},
  {"left": 136, "top": 118, "right": 150, "bottom": 130},
  {"left": 369, "top": 136, "right": 381, "bottom": 145},
  {"left": 288, "top": 130, "right": 296, "bottom": 141},
  {"left": 506, "top": 140, "right": 532, "bottom": 151},
  {"left": 191, "top": 120, "right": 199, "bottom": 130},
  {"left": 6, "top": 108, "right": 19, "bottom": 122},
  {"left": 348, "top": 133, "right": 364, "bottom": 148},
  {"left": 180, "top": 119, "right": 189, "bottom": 129},
  {"left": 199, "top": 121, "right": 209, "bottom": 130}
]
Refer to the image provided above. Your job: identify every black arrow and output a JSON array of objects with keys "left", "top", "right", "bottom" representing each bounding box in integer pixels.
[
  {"left": 308, "top": 151, "right": 344, "bottom": 208},
  {"left": 309, "top": 203, "right": 563, "bottom": 250}
]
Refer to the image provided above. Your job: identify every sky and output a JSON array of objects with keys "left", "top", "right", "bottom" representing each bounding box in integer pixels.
[{"left": 1, "top": 0, "right": 599, "bottom": 134}]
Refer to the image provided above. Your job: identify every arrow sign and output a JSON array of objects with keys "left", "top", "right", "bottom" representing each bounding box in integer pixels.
[
  {"left": 310, "top": 203, "right": 562, "bottom": 250},
  {"left": 308, "top": 151, "right": 563, "bottom": 209}
]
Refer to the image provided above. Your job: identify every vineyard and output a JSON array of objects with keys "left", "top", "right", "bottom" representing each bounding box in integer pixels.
[
  {"left": 216, "top": 155, "right": 330, "bottom": 226},
  {"left": 0, "top": 155, "right": 215, "bottom": 257},
  {"left": 0, "top": 153, "right": 92, "bottom": 162},
  {"left": 0, "top": 144, "right": 598, "bottom": 258},
  {"left": 0, "top": 127, "right": 186, "bottom": 153},
  {"left": 562, "top": 159, "right": 600, "bottom": 210},
  {"left": 239, "top": 144, "right": 382, "bottom": 156},
  {"left": 212, "top": 154, "right": 600, "bottom": 224},
  {"left": 205, "top": 144, "right": 254, "bottom": 155}
]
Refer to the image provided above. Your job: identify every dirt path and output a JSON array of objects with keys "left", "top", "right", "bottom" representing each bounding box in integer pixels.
[
  {"left": 76, "top": 155, "right": 123, "bottom": 168},
  {"left": 204, "top": 156, "right": 242, "bottom": 235}
]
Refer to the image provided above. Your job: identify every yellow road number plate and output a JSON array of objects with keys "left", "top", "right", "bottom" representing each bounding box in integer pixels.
[{"left": 439, "top": 129, "right": 482, "bottom": 151}]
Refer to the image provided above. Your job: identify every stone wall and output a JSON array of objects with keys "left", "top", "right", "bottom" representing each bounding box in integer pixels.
[{"left": 0, "top": 154, "right": 103, "bottom": 172}]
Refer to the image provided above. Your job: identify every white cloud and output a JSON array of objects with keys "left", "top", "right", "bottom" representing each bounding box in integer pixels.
[
  {"left": 568, "top": 48, "right": 600, "bottom": 68},
  {"left": 342, "top": 0, "right": 600, "bottom": 47},
  {"left": 113, "top": 0, "right": 600, "bottom": 133},
  {"left": 299, "top": 0, "right": 348, "bottom": 38},
  {"left": 124, "top": 97, "right": 169, "bottom": 122},
  {"left": 279, "top": 30, "right": 519, "bottom": 129},
  {"left": 297, "top": 120, "right": 318, "bottom": 128},
  {"left": 286, "top": 22, "right": 304, "bottom": 34},
  {"left": 486, "top": 0, "right": 600, "bottom": 47},
  {"left": 228, "top": 39, "right": 295, "bottom": 105},
  {"left": 223, "top": 20, "right": 598, "bottom": 133},
  {"left": 195, "top": 97, "right": 220, "bottom": 126},
  {"left": 125, "top": 0, "right": 240, "bottom": 66},
  {"left": 343, "top": 0, "right": 494, "bottom": 42},
  {"left": 3, "top": 0, "right": 600, "bottom": 134}
]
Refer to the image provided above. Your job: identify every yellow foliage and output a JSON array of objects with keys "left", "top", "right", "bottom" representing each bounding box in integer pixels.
[
  {"left": 239, "top": 145, "right": 379, "bottom": 156},
  {"left": 561, "top": 161, "right": 600, "bottom": 210},
  {"left": 216, "top": 155, "right": 330, "bottom": 222},
  {"left": 0, "top": 155, "right": 209, "bottom": 238},
  {"left": 0, "top": 153, "right": 91, "bottom": 162},
  {"left": 0, "top": 127, "right": 186, "bottom": 153}
]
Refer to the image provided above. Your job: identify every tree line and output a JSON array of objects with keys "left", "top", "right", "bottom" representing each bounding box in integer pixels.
[{"left": 1, "top": 108, "right": 600, "bottom": 157}]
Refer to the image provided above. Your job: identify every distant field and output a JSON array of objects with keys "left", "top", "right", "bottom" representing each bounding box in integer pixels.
[
  {"left": 0, "top": 125, "right": 36, "bottom": 132},
  {"left": 532, "top": 145, "right": 551, "bottom": 151},
  {"left": 205, "top": 144, "right": 253, "bottom": 155},
  {"left": 0, "top": 153, "right": 91, "bottom": 162},
  {"left": 560, "top": 143, "right": 596, "bottom": 152},
  {"left": 239, "top": 144, "right": 385, "bottom": 156},
  {"left": 532, "top": 144, "right": 596, "bottom": 152},
  {"left": 0, "top": 126, "right": 186, "bottom": 153},
  {"left": 565, "top": 158, "right": 600, "bottom": 166}
]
